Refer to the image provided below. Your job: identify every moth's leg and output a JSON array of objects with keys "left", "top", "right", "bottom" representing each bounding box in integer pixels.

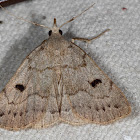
[{"left": 71, "top": 29, "right": 110, "bottom": 43}]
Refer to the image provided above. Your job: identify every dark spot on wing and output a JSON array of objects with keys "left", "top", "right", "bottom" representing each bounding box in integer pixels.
[
  {"left": 0, "top": 21, "right": 3, "bottom": 24},
  {"left": 68, "top": 45, "right": 73, "bottom": 48},
  {"left": 102, "top": 107, "right": 105, "bottom": 111},
  {"left": 80, "top": 61, "right": 87, "bottom": 67},
  {"left": 109, "top": 80, "right": 113, "bottom": 91},
  {"left": 39, "top": 46, "right": 44, "bottom": 51},
  {"left": 95, "top": 107, "right": 99, "bottom": 111},
  {"left": 82, "top": 54, "right": 86, "bottom": 59},
  {"left": 15, "top": 84, "right": 25, "bottom": 92},
  {"left": 97, "top": 95, "right": 109, "bottom": 99},
  {"left": 114, "top": 104, "right": 120, "bottom": 109},
  {"left": 20, "top": 112, "right": 23, "bottom": 116},
  {"left": 64, "top": 108, "right": 70, "bottom": 112},
  {"left": 50, "top": 110, "right": 58, "bottom": 114},
  {"left": 28, "top": 66, "right": 32, "bottom": 70},
  {"left": 107, "top": 104, "right": 111, "bottom": 108},
  {"left": 88, "top": 105, "right": 91, "bottom": 109},
  {"left": 90, "top": 79, "right": 102, "bottom": 88},
  {"left": 0, "top": 112, "right": 4, "bottom": 117},
  {"left": 13, "top": 112, "right": 17, "bottom": 117}
]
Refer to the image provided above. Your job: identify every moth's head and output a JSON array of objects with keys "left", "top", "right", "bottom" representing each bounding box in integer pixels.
[
  {"left": 47, "top": 4, "right": 95, "bottom": 37},
  {"left": 48, "top": 18, "right": 63, "bottom": 36}
]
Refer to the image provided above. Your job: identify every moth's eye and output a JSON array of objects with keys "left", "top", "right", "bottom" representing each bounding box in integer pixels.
[
  {"left": 48, "top": 30, "right": 52, "bottom": 36},
  {"left": 15, "top": 84, "right": 25, "bottom": 92},
  {"left": 59, "top": 29, "right": 63, "bottom": 35}
]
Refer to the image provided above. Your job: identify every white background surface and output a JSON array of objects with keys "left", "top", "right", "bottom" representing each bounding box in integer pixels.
[{"left": 0, "top": 0, "right": 140, "bottom": 140}]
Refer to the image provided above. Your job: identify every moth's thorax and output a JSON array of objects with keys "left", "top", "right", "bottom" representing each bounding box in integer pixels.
[{"left": 47, "top": 33, "right": 70, "bottom": 51}]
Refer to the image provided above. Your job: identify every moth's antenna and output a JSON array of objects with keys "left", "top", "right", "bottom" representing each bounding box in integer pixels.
[
  {"left": 59, "top": 3, "right": 95, "bottom": 28},
  {"left": 0, "top": 5, "right": 51, "bottom": 30}
]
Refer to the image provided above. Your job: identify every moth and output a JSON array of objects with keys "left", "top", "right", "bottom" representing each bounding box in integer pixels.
[{"left": 0, "top": 4, "right": 131, "bottom": 131}]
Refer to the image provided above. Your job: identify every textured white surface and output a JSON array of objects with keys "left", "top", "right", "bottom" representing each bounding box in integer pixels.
[{"left": 0, "top": 0, "right": 139, "bottom": 140}]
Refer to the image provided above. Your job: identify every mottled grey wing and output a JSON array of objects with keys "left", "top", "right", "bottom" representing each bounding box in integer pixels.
[
  {"left": 0, "top": 41, "right": 56, "bottom": 130},
  {"left": 62, "top": 42, "right": 131, "bottom": 124}
]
